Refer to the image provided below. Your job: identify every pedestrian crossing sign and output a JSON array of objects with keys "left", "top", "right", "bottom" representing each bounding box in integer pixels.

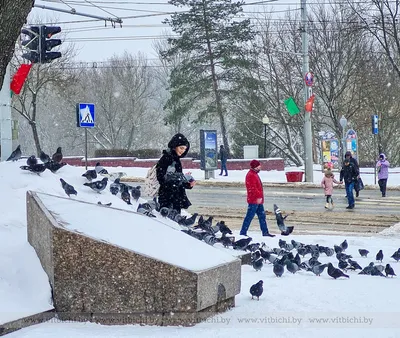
[{"left": 76, "top": 103, "right": 95, "bottom": 128}]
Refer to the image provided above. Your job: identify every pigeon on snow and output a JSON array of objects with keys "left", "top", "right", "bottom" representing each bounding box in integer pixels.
[{"left": 7, "top": 145, "right": 22, "bottom": 162}]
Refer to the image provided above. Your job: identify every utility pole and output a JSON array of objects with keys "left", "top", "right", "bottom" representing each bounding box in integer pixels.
[
  {"left": 301, "top": 0, "right": 313, "bottom": 182},
  {"left": 0, "top": 64, "right": 12, "bottom": 161}
]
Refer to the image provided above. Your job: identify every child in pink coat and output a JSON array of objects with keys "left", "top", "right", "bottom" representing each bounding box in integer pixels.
[{"left": 321, "top": 168, "right": 341, "bottom": 209}]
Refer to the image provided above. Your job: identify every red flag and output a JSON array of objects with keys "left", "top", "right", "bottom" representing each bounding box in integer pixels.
[
  {"left": 305, "top": 94, "right": 315, "bottom": 112},
  {"left": 10, "top": 64, "right": 33, "bottom": 95}
]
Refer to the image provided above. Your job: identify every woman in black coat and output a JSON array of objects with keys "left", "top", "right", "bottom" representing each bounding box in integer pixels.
[{"left": 156, "top": 133, "right": 195, "bottom": 213}]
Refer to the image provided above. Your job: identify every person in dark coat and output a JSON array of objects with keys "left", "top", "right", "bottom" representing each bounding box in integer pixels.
[
  {"left": 340, "top": 158, "right": 359, "bottom": 209},
  {"left": 219, "top": 145, "right": 228, "bottom": 176},
  {"left": 345, "top": 151, "right": 361, "bottom": 197},
  {"left": 156, "top": 133, "right": 196, "bottom": 213}
]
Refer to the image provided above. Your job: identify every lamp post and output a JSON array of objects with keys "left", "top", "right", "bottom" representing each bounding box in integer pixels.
[
  {"left": 339, "top": 115, "right": 347, "bottom": 164},
  {"left": 262, "top": 115, "right": 269, "bottom": 158}
]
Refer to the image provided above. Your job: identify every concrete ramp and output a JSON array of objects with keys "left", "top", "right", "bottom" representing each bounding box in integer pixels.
[{"left": 26, "top": 191, "right": 241, "bottom": 326}]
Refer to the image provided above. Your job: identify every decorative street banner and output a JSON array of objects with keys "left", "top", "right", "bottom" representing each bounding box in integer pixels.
[
  {"left": 345, "top": 129, "right": 358, "bottom": 162},
  {"left": 321, "top": 137, "right": 340, "bottom": 169},
  {"left": 284, "top": 97, "right": 301, "bottom": 116},
  {"left": 200, "top": 129, "right": 218, "bottom": 170}
]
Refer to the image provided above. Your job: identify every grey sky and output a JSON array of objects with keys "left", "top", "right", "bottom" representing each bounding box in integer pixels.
[{"left": 29, "top": 0, "right": 300, "bottom": 62}]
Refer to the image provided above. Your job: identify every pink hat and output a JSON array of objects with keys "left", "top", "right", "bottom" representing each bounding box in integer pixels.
[{"left": 250, "top": 159, "right": 261, "bottom": 169}]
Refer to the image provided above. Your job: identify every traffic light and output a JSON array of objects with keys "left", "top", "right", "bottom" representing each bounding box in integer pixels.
[
  {"left": 40, "top": 26, "right": 62, "bottom": 63},
  {"left": 21, "top": 26, "right": 41, "bottom": 63}
]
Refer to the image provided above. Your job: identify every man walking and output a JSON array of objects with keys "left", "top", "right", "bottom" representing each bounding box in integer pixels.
[
  {"left": 239, "top": 160, "right": 275, "bottom": 237},
  {"left": 340, "top": 158, "right": 359, "bottom": 209},
  {"left": 345, "top": 151, "right": 361, "bottom": 197},
  {"left": 219, "top": 145, "right": 228, "bottom": 176}
]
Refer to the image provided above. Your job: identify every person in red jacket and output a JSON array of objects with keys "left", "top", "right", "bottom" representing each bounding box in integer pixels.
[{"left": 239, "top": 160, "right": 275, "bottom": 237}]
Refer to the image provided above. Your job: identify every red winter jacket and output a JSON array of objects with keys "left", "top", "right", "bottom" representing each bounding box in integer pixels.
[{"left": 245, "top": 169, "right": 264, "bottom": 204}]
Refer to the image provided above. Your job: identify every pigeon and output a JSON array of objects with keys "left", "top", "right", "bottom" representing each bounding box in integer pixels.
[
  {"left": 340, "top": 239, "right": 348, "bottom": 251},
  {"left": 252, "top": 257, "right": 263, "bottom": 271},
  {"left": 39, "top": 151, "right": 51, "bottom": 164},
  {"left": 251, "top": 250, "right": 261, "bottom": 261},
  {"left": 347, "top": 259, "right": 362, "bottom": 270},
  {"left": 121, "top": 186, "right": 132, "bottom": 204},
  {"left": 293, "top": 253, "right": 301, "bottom": 267},
  {"left": 312, "top": 263, "right": 328, "bottom": 276},
  {"left": 279, "top": 239, "right": 287, "bottom": 249},
  {"left": 391, "top": 250, "right": 400, "bottom": 262},
  {"left": 233, "top": 237, "right": 252, "bottom": 251},
  {"left": 181, "top": 229, "right": 206, "bottom": 241},
  {"left": 247, "top": 243, "right": 261, "bottom": 253},
  {"left": 273, "top": 204, "right": 294, "bottom": 235},
  {"left": 178, "top": 213, "right": 198, "bottom": 226},
  {"left": 216, "top": 221, "right": 232, "bottom": 236},
  {"left": 371, "top": 266, "right": 386, "bottom": 277},
  {"left": 299, "top": 261, "right": 312, "bottom": 272},
  {"left": 45, "top": 161, "right": 66, "bottom": 173},
  {"left": 249, "top": 280, "right": 263, "bottom": 300},
  {"left": 60, "top": 178, "right": 77, "bottom": 197},
  {"left": 137, "top": 205, "right": 156, "bottom": 218},
  {"left": 334, "top": 245, "right": 343, "bottom": 254},
  {"left": 358, "top": 249, "right": 369, "bottom": 257},
  {"left": 273, "top": 262, "right": 285, "bottom": 277},
  {"left": 285, "top": 259, "right": 299, "bottom": 274},
  {"left": 20, "top": 164, "right": 46, "bottom": 174},
  {"left": 203, "top": 234, "right": 217, "bottom": 246},
  {"left": 324, "top": 247, "right": 335, "bottom": 257},
  {"left": 131, "top": 186, "right": 141, "bottom": 201},
  {"left": 159, "top": 207, "right": 169, "bottom": 218},
  {"left": 82, "top": 169, "right": 97, "bottom": 181},
  {"left": 327, "top": 263, "right": 349, "bottom": 279},
  {"left": 83, "top": 177, "right": 108, "bottom": 193},
  {"left": 26, "top": 155, "right": 37, "bottom": 166},
  {"left": 218, "top": 236, "right": 234, "bottom": 248},
  {"left": 338, "top": 260, "right": 349, "bottom": 271},
  {"left": 359, "top": 262, "right": 375, "bottom": 275},
  {"left": 297, "top": 247, "right": 309, "bottom": 257},
  {"left": 52, "top": 147, "right": 63, "bottom": 163},
  {"left": 97, "top": 201, "right": 112, "bottom": 206},
  {"left": 109, "top": 178, "right": 120, "bottom": 195},
  {"left": 336, "top": 253, "right": 352, "bottom": 261},
  {"left": 95, "top": 162, "right": 108, "bottom": 175},
  {"left": 385, "top": 264, "right": 396, "bottom": 277},
  {"left": 376, "top": 250, "right": 384, "bottom": 262},
  {"left": 6, "top": 145, "right": 22, "bottom": 161}
]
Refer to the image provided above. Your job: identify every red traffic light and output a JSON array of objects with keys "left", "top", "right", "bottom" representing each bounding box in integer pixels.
[{"left": 43, "top": 26, "right": 61, "bottom": 38}]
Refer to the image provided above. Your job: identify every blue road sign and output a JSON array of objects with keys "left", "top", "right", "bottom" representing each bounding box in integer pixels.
[
  {"left": 372, "top": 114, "right": 378, "bottom": 134},
  {"left": 76, "top": 103, "right": 95, "bottom": 128}
]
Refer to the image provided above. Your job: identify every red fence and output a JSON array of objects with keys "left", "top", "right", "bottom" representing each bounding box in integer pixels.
[{"left": 62, "top": 156, "right": 285, "bottom": 171}]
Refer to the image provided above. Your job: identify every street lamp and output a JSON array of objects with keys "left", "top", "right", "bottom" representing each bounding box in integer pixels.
[
  {"left": 262, "top": 115, "right": 270, "bottom": 158},
  {"left": 339, "top": 115, "right": 347, "bottom": 162}
]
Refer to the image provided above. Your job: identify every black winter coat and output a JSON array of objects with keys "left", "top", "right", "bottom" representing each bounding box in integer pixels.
[
  {"left": 340, "top": 163, "right": 359, "bottom": 184},
  {"left": 156, "top": 134, "right": 192, "bottom": 212}
]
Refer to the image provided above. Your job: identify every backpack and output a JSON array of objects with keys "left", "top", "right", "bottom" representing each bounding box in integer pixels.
[{"left": 144, "top": 164, "right": 160, "bottom": 198}]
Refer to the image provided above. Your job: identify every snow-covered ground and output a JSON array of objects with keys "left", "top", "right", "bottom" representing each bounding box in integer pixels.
[{"left": 1, "top": 160, "right": 399, "bottom": 337}]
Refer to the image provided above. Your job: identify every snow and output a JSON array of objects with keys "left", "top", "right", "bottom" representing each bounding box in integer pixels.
[
  {"left": 1, "top": 160, "right": 400, "bottom": 337},
  {"left": 36, "top": 192, "right": 238, "bottom": 271}
]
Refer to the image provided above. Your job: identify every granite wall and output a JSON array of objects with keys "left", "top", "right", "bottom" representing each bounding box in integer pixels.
[{"left": 26, "top": 191, "right": 241, "bottom": 326}]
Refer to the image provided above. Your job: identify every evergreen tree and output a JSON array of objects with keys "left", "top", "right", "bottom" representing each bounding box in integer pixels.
[{"left": 162, "top": 0, "right": 255, "bottom": 154}]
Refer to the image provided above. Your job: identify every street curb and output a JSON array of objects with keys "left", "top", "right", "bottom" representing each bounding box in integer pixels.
[{"left": 120, "top": 177, "right": 400, "bottom": 190}]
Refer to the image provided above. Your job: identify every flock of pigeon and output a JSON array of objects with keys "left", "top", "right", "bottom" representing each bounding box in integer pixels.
[
  {"left": 7, "top": 145, "right": 66, "bottom": 174},
  {"left": 8, "top": 144, "right": 399, "bottom": 305},
  {"left": 249, "top": 238, "right": 399, "bottom": 300}
]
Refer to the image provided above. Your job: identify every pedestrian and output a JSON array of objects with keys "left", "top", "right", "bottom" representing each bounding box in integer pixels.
[
  {"left": 219, "top": 145, "right": 228, "bottom": 176},
  {"left": 340, "top": 158, "right": 359, "bottom": 209},
  {"left": 376, "top": 153, "right": 390, "bottom": 197},
  {"left": 239, "top": 160, "right": 275, "bottom": 237},
  {"left": 344, "top": 151, "right": 361, "bottom": 197},
  {"left": 156, "top": 133, "right": 196, "bottom": 214},
  {"left": 321, "top": 167, "right": 341, "bottom": 209}
]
